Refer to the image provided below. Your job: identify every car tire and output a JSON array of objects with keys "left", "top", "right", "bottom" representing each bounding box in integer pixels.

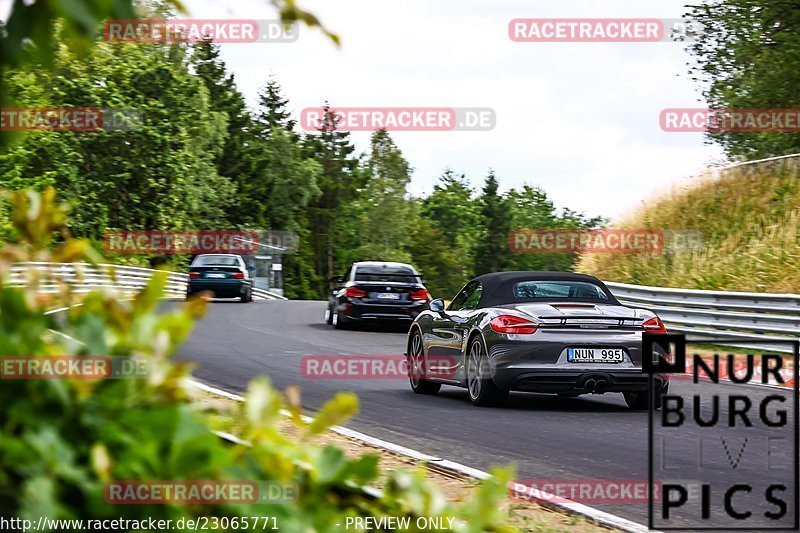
[
  {"left": 325, "top": 307, "right": 333, "bottom": 325},
  {"left": 407, "top": 329, "right": 441, "bottom": 395},
  {"left": 240, "top": 286, "right": 252, "bottom": 303},
  {"left": 624, "top": 382, "right": 667, "bottom": 410},
  {"left": 466, "top": 335, "right": 507, "bottom": 407}
]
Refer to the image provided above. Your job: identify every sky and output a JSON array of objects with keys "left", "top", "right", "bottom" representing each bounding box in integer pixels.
[{"left": 2, "top": 0, "right": 725, "bottom": 221}]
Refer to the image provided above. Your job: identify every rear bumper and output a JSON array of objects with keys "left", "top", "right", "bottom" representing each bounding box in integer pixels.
[
  {"left": 482, "top": 328, "right": 670, "bottom": 393},
  {"left": 503, "top": 369, "right": 668, "bottom": 393},
  {"left": 188, "top": 279, "right": 249, "bottom": 297},
  {"left": 342, "top": 301, "right": 428, "bottom": 322}
]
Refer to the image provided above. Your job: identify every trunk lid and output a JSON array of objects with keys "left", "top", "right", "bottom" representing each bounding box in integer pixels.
[{"left": 190, "top": 266, "right": 242, "bottom": 280}]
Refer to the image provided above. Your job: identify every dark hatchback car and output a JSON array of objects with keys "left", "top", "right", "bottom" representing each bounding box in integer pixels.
[
  {"left": 187, "top": 254, "right": 253, "bottom": 303},
  {"left": 326, "top": 262, "right": 431, "bottom": 329}
]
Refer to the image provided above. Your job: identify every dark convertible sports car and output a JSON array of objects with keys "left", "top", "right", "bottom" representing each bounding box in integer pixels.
[{"left": 405, "top": 271, "right": 670, "bottom": 408}]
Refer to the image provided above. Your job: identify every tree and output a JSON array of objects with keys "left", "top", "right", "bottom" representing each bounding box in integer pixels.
[
  {"left": 473, "top": 171, "right": 510, "bottom": 275},
  {"left": 407, "top": 206, "right": 465, "bottom": 300},
  {"left": 302, "top": 103, "right": 362, "bottom": 295},
  {"left": 419, "top": 169, "right": 479, "bottom": 288},
  {"left": 422, "top": 170, "right": 479, "bottom": 248},
  {"left": 684, "top": 0, "right": 800, "bottom": 158},
  {"left": 504, "top": 185, "right": 604, "bottom": 272},
  {"left": 0, "top": 30, "right": 234, "bottom": 242},
  {"left": 0, "top": 0, "right": 338, "bottom": 149},
  {"left": 350, "top": 129, "right": 413, "bottom": 262},
  {"left": 191, "top": 39, "right": 261, "bottom": 226},
  {"left": 257, "top": 76, "right": 297, "bottom": 135}
]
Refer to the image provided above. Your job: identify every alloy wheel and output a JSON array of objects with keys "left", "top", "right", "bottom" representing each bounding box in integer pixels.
[
  {"left": 467, "top": 339, "right": 483, "bottom": 400},
  {"left": 409, "top": 333, "right": 424, "bottom": 387}
]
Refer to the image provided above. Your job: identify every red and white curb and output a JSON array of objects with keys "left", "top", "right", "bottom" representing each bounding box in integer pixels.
[{"left": 187, "top": 379, "right": 653, "bottom": 533}]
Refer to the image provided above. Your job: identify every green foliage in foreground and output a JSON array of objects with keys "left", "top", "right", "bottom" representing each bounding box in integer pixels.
[{"left": 0, "top": 189, "right": 517, "bottom": 531}]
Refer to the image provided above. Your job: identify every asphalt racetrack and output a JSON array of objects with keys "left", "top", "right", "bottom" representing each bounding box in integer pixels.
[{"left": 176, "top": 299, "right": 796, "bottom": 528}]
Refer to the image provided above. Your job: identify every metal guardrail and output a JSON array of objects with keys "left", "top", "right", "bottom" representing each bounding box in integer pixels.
[
  {"left": 7, "top": 263, "right": 797, "bottom": 347},
  {"left": 8, "top": 262, "right": 189, "bottom": 296},
  {"left": 6, "top": 262, "right": 284, "bottom": 301},
  {"left": 253, "top": 287, "right": 288, "bottom": 300},
  {"left": 606, "top": 281, "right": 800, "bottom": 352}
]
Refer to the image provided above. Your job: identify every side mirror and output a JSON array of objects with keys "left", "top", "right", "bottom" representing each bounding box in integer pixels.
[
  {"left": 329, "top": 275, "right": 344, "bottom": 284},
  {"left": 429, "top": 298, "right": 446, "bottom": 315}
]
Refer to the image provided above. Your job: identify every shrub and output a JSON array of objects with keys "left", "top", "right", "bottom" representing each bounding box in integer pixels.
[{"left": 0, "top": 188, "right": 516, "bottom": 531}]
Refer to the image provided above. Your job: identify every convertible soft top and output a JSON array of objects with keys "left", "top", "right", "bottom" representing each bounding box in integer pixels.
[{"left": 472, "top": 271, "right": 621, "bottom": 308}]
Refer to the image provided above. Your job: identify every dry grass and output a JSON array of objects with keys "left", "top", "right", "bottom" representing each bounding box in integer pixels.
[{"left": 579, "top": 158, "right": 800, "bottom": 292}]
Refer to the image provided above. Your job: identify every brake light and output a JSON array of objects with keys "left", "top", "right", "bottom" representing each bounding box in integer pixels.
[
  {"left": 231, "top": 272, "right": 244, "bottom": 279},
  {"left": 346, "top": 286, "right": 366, "bottom": 298},
  {"left": 642, "top": 316, "right": 667, "bottom": 334},
  {"left": 410, "top": 288, "right": 431, "bottom": 301},
  {"left": 189, "top": 272, "right": 201, "bottom": 278},
  {"left": 490, "top": 315, "right": 538, "bottom": 334}
]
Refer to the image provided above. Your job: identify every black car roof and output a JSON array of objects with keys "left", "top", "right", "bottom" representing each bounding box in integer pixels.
[{"left": 470, "top": 271, "right": 620, "bottom": 308}]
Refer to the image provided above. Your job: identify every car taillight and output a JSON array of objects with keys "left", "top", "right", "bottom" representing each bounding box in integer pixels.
[
  {"left": 490, "top": 315, "right": 538, "bottom": 334},
  {"left": 189, "top": 272, "right": 201, "bottom": 278},
  {"left": 410, "top": 288, "right": 431, "bottom": 301},
  {"left": 346, "top": 286, "right": 366, "bottom": 298},
  {"left": 642, "top": 316, "right": 667, "bottom": 334},
  {"left": 231, "top": 272, "right": 244, "bottom": 279}
]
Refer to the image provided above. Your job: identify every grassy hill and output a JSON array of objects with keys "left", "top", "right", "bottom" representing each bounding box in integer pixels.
[{"left": 579, "top": 156, "right": 800, "bottom": 293}]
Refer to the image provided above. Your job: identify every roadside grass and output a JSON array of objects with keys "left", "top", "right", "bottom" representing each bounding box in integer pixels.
[
  {"left": 579, "top": 157, "right": 800, "bottom": 293},
  {"left": 189, "top": 386, "right": 616, "bottom": 533}
]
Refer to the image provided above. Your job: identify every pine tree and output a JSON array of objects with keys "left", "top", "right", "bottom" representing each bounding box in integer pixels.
[
  {"left": 191, "top": 39, "right": 261, "bottom": 226},
  {"left": 256, "top": 77, "right": 296, "bottom": 135},
  {"left": 302, "top": 102, "right": 362, "bottom": 294},
  {"left": 474, "top": 171, "right": 510, "bottom": 275},
  {"left": 352, "top": 129, "right": 413, "bottom": 261}
]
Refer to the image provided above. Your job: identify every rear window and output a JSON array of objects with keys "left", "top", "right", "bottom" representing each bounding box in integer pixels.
[
  {"left": 354, "top": 266, "right": 419, "bottom": 283},
  {"left": 193, "top": 255, "right": 240, "bottom": 267},
  {"left": 513, "top": 281, "right": 610, "bottom": 301}
]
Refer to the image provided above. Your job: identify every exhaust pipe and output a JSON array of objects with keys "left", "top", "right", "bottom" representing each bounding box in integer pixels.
[
  {"left": 595, "top": 379, "right": 608, "bottom": 393},
  {"left": 584, "top": 379, "right": 596, "bottom": 391}
]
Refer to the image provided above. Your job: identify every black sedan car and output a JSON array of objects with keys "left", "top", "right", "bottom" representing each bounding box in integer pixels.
[
  {"left": 187, "top": 254, "right": 253, "bottom": 302},
  {"left": 326, "top": 261, "right": 431, "bottom": 329},
  {"left": 405, "top": 271, "right": 670, "bottom": 408}
]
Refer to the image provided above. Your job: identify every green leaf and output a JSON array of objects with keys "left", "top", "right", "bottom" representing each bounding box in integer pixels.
[{"left": 305, "top": 392, "right": 358, "bottom": 437}]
